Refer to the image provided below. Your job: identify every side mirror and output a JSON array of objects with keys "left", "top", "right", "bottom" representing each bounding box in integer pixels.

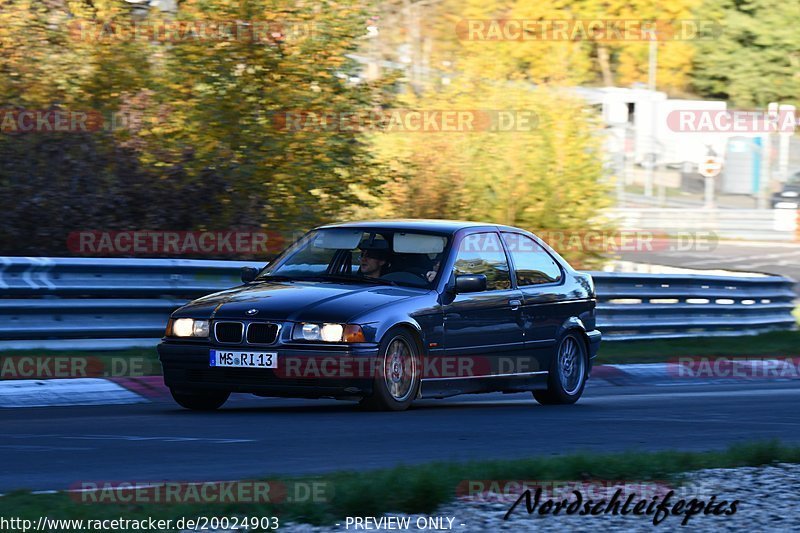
[
  {"left": 241, "top": 267, "right": 258, "bottom": 283},
  {"left": 454, "top": 274, "right": 487, "bottom": 293}
]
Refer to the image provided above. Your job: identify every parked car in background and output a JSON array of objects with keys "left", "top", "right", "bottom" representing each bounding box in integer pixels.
[
  {"left": 158, "top": 220, "right": 601, "bottom": 411},
  {"left": 772, "top": 171, "right": 800, "bottom": 209}
]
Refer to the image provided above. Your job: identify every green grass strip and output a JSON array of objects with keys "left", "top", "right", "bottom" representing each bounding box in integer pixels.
[{"left": 1, "top": 441, "right": 798, "bottom": 526}]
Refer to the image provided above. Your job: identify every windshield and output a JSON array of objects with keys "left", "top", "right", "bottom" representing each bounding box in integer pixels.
[{"left": 257, "top": 229, "right": 449, "bottom": 288}]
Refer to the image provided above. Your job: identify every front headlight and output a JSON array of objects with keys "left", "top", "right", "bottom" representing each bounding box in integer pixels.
[
  {"left": 167, "top": 318, "right": 210, "bottom": 338},
  {"left": 293, "top": 323, "right": 365, "bottom": 342}
]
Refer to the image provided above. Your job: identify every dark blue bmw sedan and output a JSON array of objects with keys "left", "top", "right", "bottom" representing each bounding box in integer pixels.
[{"left": 158, "top": 220, "right": 601, "bottom": 411}]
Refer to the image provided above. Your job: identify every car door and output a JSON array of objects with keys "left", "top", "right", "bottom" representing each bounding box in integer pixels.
[
  {"left": 501, "top": 231, "right": 569, "bottom": 371},
  {"left": 441, "top": 231, "right": 525, "bottom": 379}
]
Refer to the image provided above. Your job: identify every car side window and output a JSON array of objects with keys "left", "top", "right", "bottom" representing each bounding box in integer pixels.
[
  {"left": 502, "top": 232, "right": 562, "bottom": 286},
  {"left": 452, "top": 233, "right": 511, "bottom": 291}
]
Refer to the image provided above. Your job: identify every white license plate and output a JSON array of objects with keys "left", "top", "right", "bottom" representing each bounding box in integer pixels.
[{"left": 210, "top": 350, "right": 277, "bottom": 369}]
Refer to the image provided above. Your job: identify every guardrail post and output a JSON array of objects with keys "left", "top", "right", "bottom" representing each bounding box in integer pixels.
[{"left": 796, "top": 209, "right": 800, "bottom": 242}]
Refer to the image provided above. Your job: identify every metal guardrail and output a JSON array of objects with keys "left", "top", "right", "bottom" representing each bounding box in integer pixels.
[
  {"left": 0, "top": 258, "right": 257, "bottom": 350},
  {"left": 0, "top": 257, "right": 795, "bottom": 349},
  {"left": 592, "top": 272, "right": 797, "bottom": 340}
]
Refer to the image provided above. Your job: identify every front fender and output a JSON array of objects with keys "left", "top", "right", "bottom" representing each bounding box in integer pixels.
[
  {"left": 360, "top": 317, "right": 424, "bottom": 348},
  {"left": 351, "top": 292, "right": 441, "bottom": 352}
]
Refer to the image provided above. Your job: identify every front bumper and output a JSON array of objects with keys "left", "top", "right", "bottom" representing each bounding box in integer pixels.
[{"left": 158, "top": 340, "right": 380, "bottom": 399}]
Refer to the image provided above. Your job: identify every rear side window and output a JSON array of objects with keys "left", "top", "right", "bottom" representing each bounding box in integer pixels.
[
  {"left": 502, "top": 232, "right": 562, "bottom": 286},
  {"left": 452, "top": 233, "right": 511, "bottom": 291}
]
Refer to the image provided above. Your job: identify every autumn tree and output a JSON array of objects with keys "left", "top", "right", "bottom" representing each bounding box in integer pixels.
[
  {"left": 0, "top": 0, "right": 384, "bottom": 256},
  {"left": 691, "top": 0, "right": 800, "bottom": 107}
]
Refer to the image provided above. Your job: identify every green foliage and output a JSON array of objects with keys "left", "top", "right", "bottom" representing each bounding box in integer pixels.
[
  {"left": 691, "top": 0, "right": 800, "bottom": 107},
  {"left": 1, "top": 441, "right": 797, "bottom": 526},
  {"left": 356, "top": 84, "right": 613, "bottom": 268},
  {"left": 597, "top": 330, "right": 800, "bottom": 364}
]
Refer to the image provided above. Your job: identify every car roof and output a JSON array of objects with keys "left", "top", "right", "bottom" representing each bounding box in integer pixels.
[{"left": 318, "top": 219, "right": 501, "bottom": 234}]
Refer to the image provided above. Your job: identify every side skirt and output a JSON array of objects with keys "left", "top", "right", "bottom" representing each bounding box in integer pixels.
[{"left": 419, "top": 371, "right": 549, "bottom": 399}]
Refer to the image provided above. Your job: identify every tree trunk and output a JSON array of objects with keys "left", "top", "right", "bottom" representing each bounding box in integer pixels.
[{"left": 597, "top": 45, "right": 613, "bottom": 86}]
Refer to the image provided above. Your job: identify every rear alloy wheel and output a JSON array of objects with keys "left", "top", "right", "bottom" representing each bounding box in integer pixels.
[
  {"left": 170, "top": 389, "right": 230, "bottom": 411},
  {"left": 533, "top": 332, "right": 587, "bottom": 405},
  {"left": 360, "top": 329, "right": 420, "bottom": 411}
]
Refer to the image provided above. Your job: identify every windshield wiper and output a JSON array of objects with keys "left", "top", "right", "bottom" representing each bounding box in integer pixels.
[
  {"left": 253, "top": 275, "right": 300, "bottom": 282},
  {"left": 254, "top": 274, "right": 398, "bottom": 286},
  {"left": 310, "top": 274, "right": 398, "bottom": 286}
]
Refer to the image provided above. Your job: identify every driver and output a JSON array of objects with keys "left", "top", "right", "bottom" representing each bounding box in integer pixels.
[{"left": 358, "top": 247, "right": 390, "bottom": 278}]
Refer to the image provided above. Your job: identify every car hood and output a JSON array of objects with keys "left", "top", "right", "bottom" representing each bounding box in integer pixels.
[{"left": 175, "top": 281, "right": 428, "bottom": 324}]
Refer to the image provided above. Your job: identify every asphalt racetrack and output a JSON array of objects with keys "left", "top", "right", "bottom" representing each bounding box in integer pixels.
[{"left": 2, "top": 381, "right": 799, "bottom": 493}]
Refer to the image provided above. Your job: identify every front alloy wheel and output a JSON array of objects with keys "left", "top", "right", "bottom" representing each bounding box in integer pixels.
[{"left": 361, "top": 328, "right": 420, "bottom": 411}]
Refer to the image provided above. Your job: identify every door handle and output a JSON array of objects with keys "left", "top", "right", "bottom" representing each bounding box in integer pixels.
[{"left": 509, "top": 299, "right": 521, "bottom": 310}]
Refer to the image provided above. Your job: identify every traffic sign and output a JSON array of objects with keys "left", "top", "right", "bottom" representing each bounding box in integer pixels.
[{"left": 699, "top": 156, "right": 723, "bottom": 178}]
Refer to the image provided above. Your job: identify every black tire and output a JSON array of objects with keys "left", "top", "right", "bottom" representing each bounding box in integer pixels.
[
  {"left": 533, "top": 331, "right": 588, "bottom": 405},
  {"left": 170, "top": 389, "right": 230, "bottom": 411},
  {"left": 360, "top": 328, "right": 421, "bottom": 411}
]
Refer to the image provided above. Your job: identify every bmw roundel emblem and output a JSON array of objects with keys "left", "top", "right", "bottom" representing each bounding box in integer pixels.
[{"left": 246, "top": 308, "right": 259, "bottom": 316}]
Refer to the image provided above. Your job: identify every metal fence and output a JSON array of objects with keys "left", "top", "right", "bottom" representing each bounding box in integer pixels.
[{"left": 0, "top": 257, "right": 795, "bottom": 349}]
